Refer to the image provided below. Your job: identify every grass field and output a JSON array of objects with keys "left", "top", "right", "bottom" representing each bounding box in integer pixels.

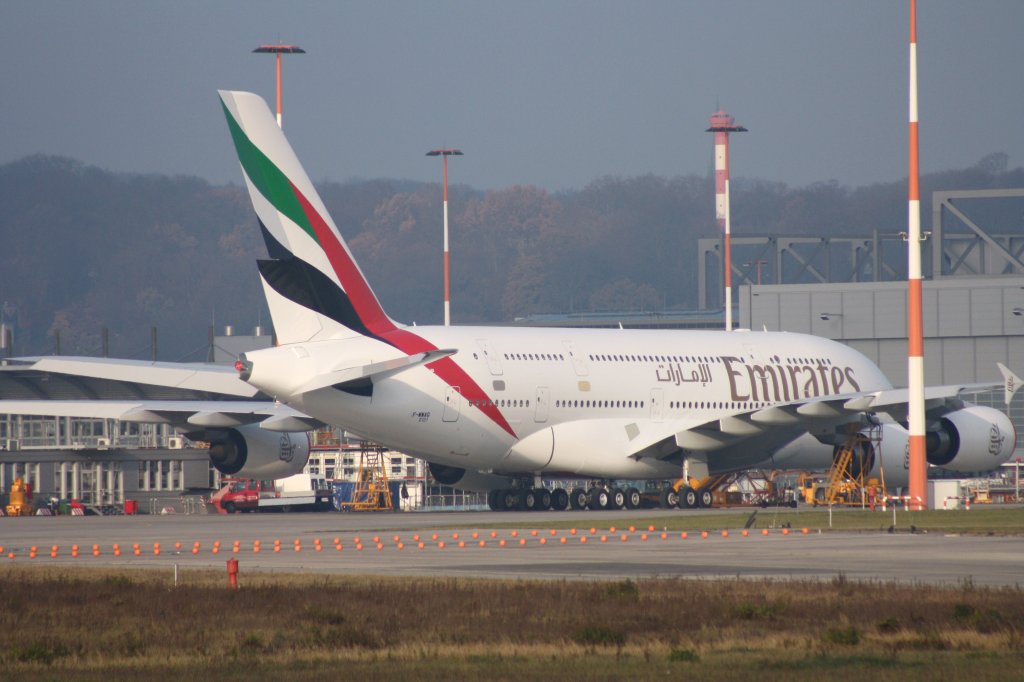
[{"left": 1, "top": 566, "right": 1021, "bottom": 680}]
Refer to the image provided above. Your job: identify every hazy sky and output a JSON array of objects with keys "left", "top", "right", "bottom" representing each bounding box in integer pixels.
[{"left": 5, "top": 1, "right": 1023, "bottom": 191}]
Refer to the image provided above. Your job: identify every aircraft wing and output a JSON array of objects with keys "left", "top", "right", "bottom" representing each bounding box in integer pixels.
[
  {"left": 0, "top": 399, "right": 323, "bottom": 432},
  {"left": 0, "top": 356, "right": 322, "bottom": 432},
  {"left": 631, "top": 379, "right": 1007, "bottom": 474},
  {"left": 0, "top": 356, "right": 260, "bottom": 398}
]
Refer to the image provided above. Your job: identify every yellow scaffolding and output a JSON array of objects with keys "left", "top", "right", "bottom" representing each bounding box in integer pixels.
[
  {"left": 338, "top": 445, "right": 393, "bottom": 511},
  {"left": 811, "top": 427, "right": 885, "bottom": 507}
]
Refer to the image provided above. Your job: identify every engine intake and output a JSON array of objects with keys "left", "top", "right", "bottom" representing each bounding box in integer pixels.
[
  {"left": 202, "top": 424, "right": 311, "bottom": 479},
  {"left": 925, "top": 405, "right": 1015, "bottom": 472}
]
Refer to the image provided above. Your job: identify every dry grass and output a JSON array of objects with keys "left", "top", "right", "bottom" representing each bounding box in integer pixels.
[{"left": 0, "top": 566, "right": 1022, "bottom": 680}]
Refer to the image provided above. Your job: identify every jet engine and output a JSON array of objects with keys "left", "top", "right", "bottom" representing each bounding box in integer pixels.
[
  {"left": 833, "top": 423, "right": 911, "bottom": 488},
  {"left": 427, "top": 463, "right": 514, "bottom": 493},
  {"left": 836, "top": 405, "right": 1015, "bottom": 488},
  {"left": 924, "top": 405, "right": 1015, "bottom": 473},
  {"left": 198, "top": 424, "right": 311, "bottom": 479}
]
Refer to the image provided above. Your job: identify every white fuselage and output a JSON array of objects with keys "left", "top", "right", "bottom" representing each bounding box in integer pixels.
[{"left": 242, "top": 325, "right": 892, "bottom": 481}]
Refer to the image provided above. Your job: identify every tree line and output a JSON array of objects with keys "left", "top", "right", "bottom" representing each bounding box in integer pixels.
[{"left": 0, "top": 152, "right": 1021, "bottom": 359}]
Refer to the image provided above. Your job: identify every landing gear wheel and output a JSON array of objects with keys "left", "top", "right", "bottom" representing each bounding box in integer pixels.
[
  {"left": 488, "top": 489, "right": 504, "bottom": 511},
  {"left": 536, "top": 489, "right": 552, "bottom": 511},
  {"left": 697, "top": 488, "right": 714, "bottom": 508},
  {"left": 681, "top": 487, "right": 698, "bottom": 509},
  {"left": 551, "top": 488, "right": 569, "bottom": 511},
  {"left": 625, "top": 487, "right": 642, "bottom": 510},
  {"left": 610, "top": 488, "right": 626, "bottom": 510},
  {"left": 502, "top": 489, "right": 519, "bottom": 511},
  {"left": 518, "top": 489, "right": 537, "bottom": 511},
  {"left": 660, "top": 487, "right": 679, "bottom": 509},
  {"left": 569, "top": 488, "right": 588, "bottom": 510},
  {"left": 588, "top": 487, "right": 610, "bottom": 511}
]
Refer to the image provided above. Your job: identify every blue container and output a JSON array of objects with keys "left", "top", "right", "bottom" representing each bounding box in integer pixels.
[{"left": 332, "top": 481, "right": 356, "bottom": 510}]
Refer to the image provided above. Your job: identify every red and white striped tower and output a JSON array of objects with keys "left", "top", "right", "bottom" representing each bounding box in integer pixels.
[
  {"left": 253, "top": 44, "right": 306, "bottom": 128},
  {"left": 707, "top": 111, "right": 747, "bottom": 330},
  {"left": 906, "top": 0, "right": 927, "bottom": 510},
  {"left": 426, "top": 149, "right": 463, "bottom": 326}
]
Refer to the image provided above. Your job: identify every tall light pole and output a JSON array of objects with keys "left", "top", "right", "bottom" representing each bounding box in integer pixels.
[
  {"left": 253, "top": 44, "right": 306, "bottom": 128},
  {"left": 426, "top": 149, "right": 463, "bottom": 326},
  {"left": 707, "top": 110, "right": 747, "bottom": 331},
  {"left": 906, "top": 0, "right": 927, "bottom": 511}
]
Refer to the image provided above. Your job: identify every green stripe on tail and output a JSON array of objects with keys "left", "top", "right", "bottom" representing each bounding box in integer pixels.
[{"left": 221, "top": 100, "right": 316, "bottom": 244}]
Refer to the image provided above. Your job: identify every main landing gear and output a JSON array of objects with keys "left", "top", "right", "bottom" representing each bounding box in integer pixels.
[
  {"left": 659, "top": 484, "right": 714, "bottom": 509},
  {"left": 487, "top": 483, "right": 643, "bottom": 512}
]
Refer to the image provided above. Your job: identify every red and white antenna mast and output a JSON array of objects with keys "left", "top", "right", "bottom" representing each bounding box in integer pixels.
[
  {"left": 906, "top": 0, "right": 927, "bottom": 511},
  {"left": 253, "top": 44, "right": 306, "bottom": 128},
  {"left": 707, "top": 110, "right": 747, "bottom": 330},
  {"left": 426, "top": 149, "right": 463, "bottom": 326}
]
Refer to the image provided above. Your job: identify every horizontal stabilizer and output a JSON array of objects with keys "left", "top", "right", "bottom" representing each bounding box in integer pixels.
[{"left": 295, "top": 349, "right": 457, "bottom": 395}]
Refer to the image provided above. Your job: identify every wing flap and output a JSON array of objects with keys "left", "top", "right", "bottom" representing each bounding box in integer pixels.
[{"left": 0, "top": 399, "right": 318, "bottom": 430}]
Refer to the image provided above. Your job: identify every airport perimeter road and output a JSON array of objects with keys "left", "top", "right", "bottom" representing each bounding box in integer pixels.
[{"left": 0, "top": 511, "right": 1020, "bottom": 587}]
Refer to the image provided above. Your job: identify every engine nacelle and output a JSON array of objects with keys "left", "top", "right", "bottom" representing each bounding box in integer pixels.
[
  {"left": 835, "top": 405, "right": 1016, "bottom": 487},
  {"left": 925, "top": 405, "right": 1015, "bottom": 473},
  {"left": 202, "top": 424, "right": 311, "bottom": 479},
  {"left": 832, "top": 423, "right": 913, "bottom": 488},
  {"left": 427, "top": 463, "right": 514, "bottom": 493}
]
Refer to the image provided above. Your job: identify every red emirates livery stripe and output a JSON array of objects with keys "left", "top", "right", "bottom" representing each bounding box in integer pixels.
[{"left": 290, "top": 180, "right": 517, "bottom": 438}]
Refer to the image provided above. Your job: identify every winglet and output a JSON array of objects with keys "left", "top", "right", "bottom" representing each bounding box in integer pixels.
[{"left": 997, "top": 363, "right": 1022, "bottom": 407}]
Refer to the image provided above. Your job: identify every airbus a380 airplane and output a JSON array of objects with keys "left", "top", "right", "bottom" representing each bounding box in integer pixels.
[{"left": 0, "top": 90, "right": 1017, "bottom": 511}]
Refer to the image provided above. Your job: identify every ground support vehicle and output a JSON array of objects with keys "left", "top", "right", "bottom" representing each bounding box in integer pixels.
[{"left": 211, "top": 474, "right": 333, "bottom": 513}]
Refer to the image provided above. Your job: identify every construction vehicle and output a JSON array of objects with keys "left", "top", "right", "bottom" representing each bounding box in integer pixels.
[
  {"left": 4, "top": 477, "right": 34, "bottom": 516},
  {"left": 211, "top": 473, "right": 333, "bottom": 513}
]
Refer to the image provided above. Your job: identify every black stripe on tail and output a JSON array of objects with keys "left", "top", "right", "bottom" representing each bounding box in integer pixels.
[{"left": 257, "top": 258, "right": 378, "bottom": 340}]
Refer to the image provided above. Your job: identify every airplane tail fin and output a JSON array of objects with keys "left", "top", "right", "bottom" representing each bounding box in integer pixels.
[{"left": 218, "top": 90, "right": 398, "bottom": 345}]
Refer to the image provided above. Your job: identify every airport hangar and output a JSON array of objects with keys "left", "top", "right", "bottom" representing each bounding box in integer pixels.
[{"left": 0, "top": 188, "right": 1022, "bottom": 511}]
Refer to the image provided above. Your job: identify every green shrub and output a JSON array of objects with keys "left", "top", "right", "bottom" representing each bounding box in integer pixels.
[
  {"left": 824, "top": 626, "right": 860, "bottom": 646},
  {"left": 575, "top": 626, "right": 626, "bottom": 647},
  {"left": 668, "top": 648, "right": 700, "bottom": 662}
]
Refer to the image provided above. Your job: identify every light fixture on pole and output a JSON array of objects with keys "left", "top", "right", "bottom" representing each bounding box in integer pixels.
[
  {"left": 426, "top": 149, "right": 463, "bottom": 326},
  {"left": 253, "top": 44, "right": 306, "bottom": 128},
  {"left": 707, "top": 110, "right": 747, "bottom": 331}
]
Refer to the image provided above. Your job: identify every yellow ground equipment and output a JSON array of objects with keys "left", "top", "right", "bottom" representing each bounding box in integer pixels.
[
  {"left": 663, "top": 470, "right": 797, "bottom": 508},
  {"left": 802, "top": 429, "right": 885, "bottom": 507},
  {"left": 338, "top": 445, "right": 393, "bottom": 511},
  {"left": 5, "top": 477, "right": 34, "bottom": 516}
]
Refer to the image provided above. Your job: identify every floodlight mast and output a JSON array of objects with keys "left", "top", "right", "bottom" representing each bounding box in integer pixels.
[
  {"left": 906, "top": 0, "right": 927, "bottom": 511},
  {"left": 253, "top": 44, "right": 306, "bottom": 128},
  {"left": 706, "top": 111, "right": 747, "bottom": 331},
  {"left": 426, "top": 149, "right": 463, "bottom": 326}
]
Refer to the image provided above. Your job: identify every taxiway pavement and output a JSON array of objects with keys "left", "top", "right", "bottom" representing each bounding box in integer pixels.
[{"left": 0, "top": 510, "right": 1019, "bottom": 586}]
